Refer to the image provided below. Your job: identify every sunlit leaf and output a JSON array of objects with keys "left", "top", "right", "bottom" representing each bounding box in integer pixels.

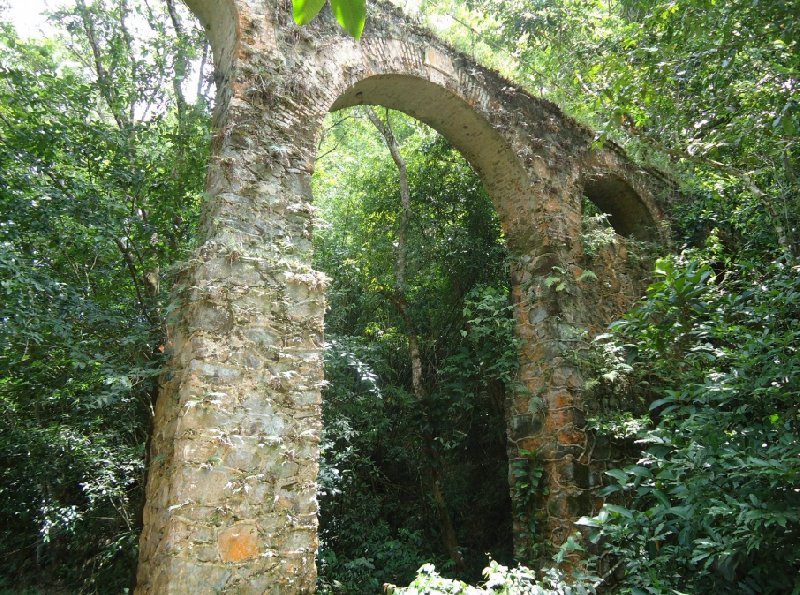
[
  {"left": 330, "top": 0, "right": 366, "bottom": 40},
  {"left": 292, "top": 0, "right": 327, "bottom": 26}
]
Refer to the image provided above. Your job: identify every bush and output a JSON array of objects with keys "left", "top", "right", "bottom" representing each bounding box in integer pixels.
[{"left": 580, "top": 252, "right": 800, "bottom": 593}]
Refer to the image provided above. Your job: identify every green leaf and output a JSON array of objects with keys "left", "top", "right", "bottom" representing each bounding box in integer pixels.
[
  {"left": 604, "top": 504, "right": 634, "bottom": 518},
  {"left": 599, "top": 483, "right": 622, "bottom": 497},
  {"left": 330, "top": 0, "right": 366, "bottom": 40},
  {"left": 605, "top": 468, "right": 629, "bottom": 484},
  {"left": 649, "top": 395, "right": 677, "bottom": 411},
  {"left": 651, "top": 489, "right": 670, "bottom": 508},
  {"left": 292, "top": 0, "right": 327, "bottom": 25},
  {"left": 627, "top": 465, "right": 653, "bottom": 479},
  {"left": 544, "top": 276, "right": 560, "bottom": 287},
  {"left": 574, "top": 515, "right": 601, "bottom": 527}
]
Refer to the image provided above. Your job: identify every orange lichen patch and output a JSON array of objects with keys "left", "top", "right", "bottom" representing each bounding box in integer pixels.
[
  {"left": 546, "top": 409, "right": 575, "bottom": 432},
  {"left": 558, "top": 429, "right": 585, "bottom": 446},
  {"left": 218, "top": 524, "right": 258, "bottom": 562},
  {"left": 549, "top": 390, "right": 579, "bottom": 410},
  {"left": 518, "top": 437, "right": 544, "bottom": 452},
  {"left": 514, "top": 395, "right": 532, "bottom": 413}
]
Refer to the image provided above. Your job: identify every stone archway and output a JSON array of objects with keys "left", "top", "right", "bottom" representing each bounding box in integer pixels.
[{"left": 135, "top": 1, "right": 669, "bottom": 592}]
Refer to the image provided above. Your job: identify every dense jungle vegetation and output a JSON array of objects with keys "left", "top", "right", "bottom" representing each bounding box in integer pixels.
[{"left": 0, "top": 0, "right": 797, "bottom": 592}]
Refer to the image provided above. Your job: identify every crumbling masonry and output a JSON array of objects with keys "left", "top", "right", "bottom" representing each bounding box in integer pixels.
[{"left": 136, "top": 1, "right": 671, "bottom": 591}]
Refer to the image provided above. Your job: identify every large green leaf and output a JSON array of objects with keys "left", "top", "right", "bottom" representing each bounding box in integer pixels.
[
  {"left": 330, "top": 0, "right": 366, "bottom": 40},
  {"left": 292, "top": 0, "right": 327, "bottom": 26}
]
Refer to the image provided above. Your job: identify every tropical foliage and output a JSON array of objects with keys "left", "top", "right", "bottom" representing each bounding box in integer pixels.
[
  {"left": 2, "top": 0, "right": 798, "bottom": 592},
  {"left": 313, "top": 110, "right": 517, "bottom": 591},
  {"left": 0, "top": 2, "right": 209, "bottom": 590},
  {"left": 577, "top": 251, "right": 800, "bottom": 593}
]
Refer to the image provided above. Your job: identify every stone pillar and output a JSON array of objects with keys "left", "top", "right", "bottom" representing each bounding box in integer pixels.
[
  {"left": 507, "top": 175, "right": 590, "bottom": 565},
  {"left": 135, "top": 14, "right": 327, "bottom": 589}
]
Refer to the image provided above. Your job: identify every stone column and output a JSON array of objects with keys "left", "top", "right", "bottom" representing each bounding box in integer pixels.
[
  {"left": 136, "top": 16, "right": 327, "bottom": 590},
  {"left": 507, "top": 174, "right": 590, "bottom": 565}
]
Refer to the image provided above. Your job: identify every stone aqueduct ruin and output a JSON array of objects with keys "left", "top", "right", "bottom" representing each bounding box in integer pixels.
[{"left": 136, "top": 0, "right": 671, "bottom": 591}]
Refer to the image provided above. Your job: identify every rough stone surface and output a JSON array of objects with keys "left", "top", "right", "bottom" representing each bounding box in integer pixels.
[{"left": 135, "top": 1, "right": 674, "bottom": 591}]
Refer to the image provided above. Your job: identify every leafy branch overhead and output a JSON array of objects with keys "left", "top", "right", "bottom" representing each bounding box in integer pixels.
[{"left": 292, "top": 0, "right": 366, "bottom": 40}]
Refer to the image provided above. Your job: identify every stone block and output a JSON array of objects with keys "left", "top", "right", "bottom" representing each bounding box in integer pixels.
[
  {"left": 149, "top": 557, "right": 232, "bottom": 594},
  {"left": 218, "top": 523, "right": 259, "bottom": 562}
]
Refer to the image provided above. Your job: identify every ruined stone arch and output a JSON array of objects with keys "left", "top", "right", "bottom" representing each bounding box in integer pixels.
[
  {"left": 135, "top": 1, "right": 669, "bottom": 592},
  {"left": 329, "top": 74, "right": 529, "bottom": 239},
  {"left": 580, "top": 172, "right": 660, "bottom": 241}
]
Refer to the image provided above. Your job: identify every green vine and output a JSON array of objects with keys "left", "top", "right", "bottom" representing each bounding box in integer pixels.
[{"left": 510, "top": 448, "right": 547, "bottom": 563}]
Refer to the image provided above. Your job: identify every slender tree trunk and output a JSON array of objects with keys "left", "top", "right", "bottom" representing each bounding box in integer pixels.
[
  {"left": 365, "top": 107, "right": 466, "bottom": 574},
  {"left": 165, "top": 0, "right": 189, "bottom": 138}
]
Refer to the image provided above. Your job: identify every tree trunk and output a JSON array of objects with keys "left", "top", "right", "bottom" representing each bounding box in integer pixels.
[{"left": 365, "top": 107, "right": 466, "bottom": 574}]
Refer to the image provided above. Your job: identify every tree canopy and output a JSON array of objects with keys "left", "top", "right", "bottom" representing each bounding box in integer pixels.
[
  {"left": 313, "top": 109, "right": 515, "bottom": 590},
  {"left": 0, "top": 1, "right": 209, "bottom": 590}
]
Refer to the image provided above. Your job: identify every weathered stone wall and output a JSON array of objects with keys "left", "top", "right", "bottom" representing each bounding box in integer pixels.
[{"left": 135, "top": 1, "right": 671, "bottom": 591}]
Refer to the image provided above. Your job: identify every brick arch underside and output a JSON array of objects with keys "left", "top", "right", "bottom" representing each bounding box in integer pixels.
[
  {"left": 186, "top": 0, "right": 662, "bottom": 247},
  {"left": 314, "top": 39, "right": 663, "bottom": 250},
  {"left": 328, "top": 74, "right": 530, "bottom": 239}
]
